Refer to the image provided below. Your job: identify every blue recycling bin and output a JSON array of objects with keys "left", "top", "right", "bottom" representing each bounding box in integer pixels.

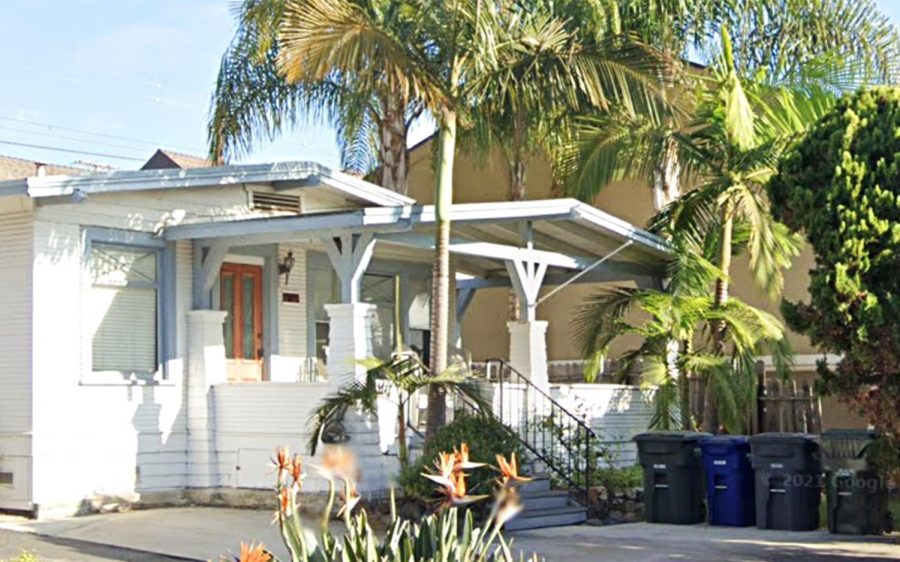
[{"left": 701, "top": 436, "right": 756, "bottom": 526}]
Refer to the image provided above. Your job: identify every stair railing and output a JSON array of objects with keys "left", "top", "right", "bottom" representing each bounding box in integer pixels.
[
  {"left": 399, "top": 356, "right": 595, "bottom": 505},
  {"left": 471, "top": 359, "right": 596, "bottom": 505}
]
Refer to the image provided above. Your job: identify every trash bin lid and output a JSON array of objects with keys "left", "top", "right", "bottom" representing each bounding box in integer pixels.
[
  {"left": 821, "top": 429, "right": 878, "bottom": 440},
  {"left": 820, "top": 429, "right": 877, "bottom": 460},
  {"left": 702, "top": 435, "right": 750, "bottom": 445},
  {"left": 634, "top": 431, "right": 712, "bottom": 443},
  {"left": 749, "top": 432, "right": 818, "bottom": 446}
]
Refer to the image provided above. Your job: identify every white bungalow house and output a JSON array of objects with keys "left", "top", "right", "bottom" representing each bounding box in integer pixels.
[{"left": 0, "top": 160, "right": 668, "bottom": 517}]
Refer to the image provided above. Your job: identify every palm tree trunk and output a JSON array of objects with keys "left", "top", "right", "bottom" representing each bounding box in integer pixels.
[
  {"left": 652, "top": 136, "right": 681, "bottom": 210},
  {"left": 507, "top": 151, "right": 527, "bottom": 322},
  {"left": 379, "top": 95, "right": 409, "bottom": 194},
  {"left": 426, "top": 107, "right": 457, "bottom": 439},
  {"left": 706, "top": 202, "right": 734, "bottom": 434},
  {"left": 679, "top": 340, "right": 692, "bottom": 431}
]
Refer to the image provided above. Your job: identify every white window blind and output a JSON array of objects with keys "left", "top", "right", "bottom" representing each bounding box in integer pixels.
[{"left": 89, "top": 243, "right": 159, "bottom": 374}]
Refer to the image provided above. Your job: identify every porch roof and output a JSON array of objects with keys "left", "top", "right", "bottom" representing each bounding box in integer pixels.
[
  {"left": 165, "top": 198, "right": 671, "bottom": 284},
  {"left": 0, "top": 161, "right": 414, "bottom": 208}
]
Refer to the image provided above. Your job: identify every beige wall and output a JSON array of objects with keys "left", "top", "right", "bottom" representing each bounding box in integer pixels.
[{"left": 409, "top": 139, "right": 817, "bottom": 360}]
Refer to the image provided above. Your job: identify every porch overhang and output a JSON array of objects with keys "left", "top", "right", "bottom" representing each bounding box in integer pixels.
[{"left": 165, "top": 197, "right": 671, "bottom": 290}]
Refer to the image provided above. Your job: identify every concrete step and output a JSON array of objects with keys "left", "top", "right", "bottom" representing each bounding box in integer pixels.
[
  {"left": 517, "top": 474, "right": 551, "bottom": 494},
  {"left": 519, "top": 490, "right": 570, "bottom": 511},
  {"left": 503, "top": 505, "right": 587, "bottom": 532}
]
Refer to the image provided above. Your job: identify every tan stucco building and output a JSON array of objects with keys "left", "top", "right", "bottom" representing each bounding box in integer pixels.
[{"left": 406, "top": 140, "right": 863, "bottom": 429}]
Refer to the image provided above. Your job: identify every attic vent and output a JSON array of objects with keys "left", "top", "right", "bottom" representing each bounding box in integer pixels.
[{"left": 250, "top": 191, "right": 302, "bottom": 214}]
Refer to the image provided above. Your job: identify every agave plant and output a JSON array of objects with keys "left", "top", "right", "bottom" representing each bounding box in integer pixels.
[{"left": 228, "top": 445, "right": 539, "bottom": 562}]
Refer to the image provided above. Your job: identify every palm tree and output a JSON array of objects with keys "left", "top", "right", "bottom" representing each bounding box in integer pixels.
[
  {"left": 278, "top": 0, "right": 672, "bottom": 438},
  {"left": 307, "top": 355, "right": 489, "bottom": 467},
  {"left": 208, "top": 0, "right": 421, "bottom": 192},
  {"left": 275, "top": 0, "right": 500, "bottom": 438},
  {"left": 464, "top": 1, "right": 670, "bottom": 320},
  {"left": 567, "top": 2, "right": 899, "bottom": 432},
  {"left": 650, "top": 27, "right": 837, "bottom": 430},
  {"left": 575, "top": 231, "right": 793, "bottom": 433},
  {"left": 566, "top": 0, "right": 900, "bottom": 208}
]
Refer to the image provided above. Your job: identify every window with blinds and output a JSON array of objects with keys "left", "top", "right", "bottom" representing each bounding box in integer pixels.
[{"left": 89, "top": 243, "right": 159, "bottom": 374}]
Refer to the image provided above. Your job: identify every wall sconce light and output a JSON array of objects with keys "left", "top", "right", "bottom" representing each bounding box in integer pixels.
[{"left": 279, "top": 250, "right": 295, "bottom": 285}]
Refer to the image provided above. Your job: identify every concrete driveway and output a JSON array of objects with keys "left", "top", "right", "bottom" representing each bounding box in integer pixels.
[{"left": 1, "top": 508, "right": 898, "bottom": 561}]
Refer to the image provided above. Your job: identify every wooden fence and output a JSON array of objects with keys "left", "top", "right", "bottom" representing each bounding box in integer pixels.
[
  {"left": 686, "top": 363, "right": 823, "bottom": 434},
  {"left": 757, "top": 376, "right": 822, "bottom": 434}
]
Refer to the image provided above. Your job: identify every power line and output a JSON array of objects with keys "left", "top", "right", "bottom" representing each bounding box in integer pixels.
[
  {"left": 0, "top": 140, "right": 145, "bottom": 162},
  {"left": 0, "top": 116, "right": 205, "bottom": 154},
  {"left": 0, "top": 124, "right": 152, "bottom": 154}
]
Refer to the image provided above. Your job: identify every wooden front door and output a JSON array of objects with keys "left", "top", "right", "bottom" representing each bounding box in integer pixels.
[{"left": 221, "top": 263, "right": 264, "bottom": 382}]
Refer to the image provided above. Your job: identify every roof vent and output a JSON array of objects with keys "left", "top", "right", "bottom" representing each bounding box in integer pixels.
[{"left": 249, "top": 191, "right": 302, "bottom": 214}]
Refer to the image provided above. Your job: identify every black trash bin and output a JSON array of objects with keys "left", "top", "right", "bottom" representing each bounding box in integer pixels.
[
  {"left": 634, "top": 431, "right": 711, "bottom": 524},
  {"left": 750, "top": 433, "right": 821, "bottom": 531},
  {"left": 821, "top": 429, "right": 890, "bottom": 535}
]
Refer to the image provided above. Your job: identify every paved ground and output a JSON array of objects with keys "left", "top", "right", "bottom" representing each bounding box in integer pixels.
[
  {"left": 0, "top": 528, "right": 191, "bottom": 562},
  {"left": 1, "top": 508, "right": 898, "bottom": 561}
]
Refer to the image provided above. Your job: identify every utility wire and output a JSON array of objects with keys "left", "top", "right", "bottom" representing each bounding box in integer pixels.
[
  {"left": 0, "top": 140, "right": 145, "bottom": 162},
  {"left": 0, "top": 115, "right": 204, "bottom": 153},
  {"left": 0, "top": 124, "right": 152, "bottom": 154}
]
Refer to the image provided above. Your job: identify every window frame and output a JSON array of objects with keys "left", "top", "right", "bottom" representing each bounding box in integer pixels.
[
  {"left": 82, "top": 228, "right": 173, "bottom": 384},
  {"left": 305, "top": 252, "right": 432, "bottom": 362}
]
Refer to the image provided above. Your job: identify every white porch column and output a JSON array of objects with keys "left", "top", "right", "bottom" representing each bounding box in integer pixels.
[
  {"left": 504, "top": 239, "right": 551, "bottom": 392},
  {"left": 324, "top": 302, "right": 376, "bottom": 392},
  {"left": 186, "top": 310, "right": 228, "bottom": 489},
  {"left": 507, "top": 320, "right": 550, "bottom": 394}
]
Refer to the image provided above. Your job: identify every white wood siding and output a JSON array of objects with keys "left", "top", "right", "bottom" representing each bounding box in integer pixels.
[
  {"left": 551, "top": 384, "right": 655, "bottom": 467},
  {"left": 0, "top": 211, "right": 34, "bottom": 510},
  {"left": 211, "top": 383, "right": 329, "bottom": 491},
  {"left": 271, "top": 244, "right": 311, "bottom": 381},
  {"left": 21, "top": 185, "right": 364, "bottom": 510},
  {"left": 29, "top": 218, "right": 190, "bottom": 512}
]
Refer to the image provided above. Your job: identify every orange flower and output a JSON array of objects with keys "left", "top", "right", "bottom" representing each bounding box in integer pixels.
[
  {"left": 290, "top": 454, "right": 303, "bottom": 485},
  {"left": 435, "top": 451, "right": 457, "bottom": 479},
  {"left": 274, "top": 486, "right": 294, "bottom": 522},
  {"left": 236, "top": 542, "right": 272, "bottom": 562},
  {"left": 423, "top": 449, "right": 488, "bottom": 508},
  {"left": 271, "top": 446, "right": 291, "bottom": 479},
  {"left": 321, "top": 446, "right": 357, "bottom": 482},
  {"left": 453, "top": 443, "right": 484, "bottom": 471},
  {"left": 496, "top": 452, "right": 531, "bottom": 485}
]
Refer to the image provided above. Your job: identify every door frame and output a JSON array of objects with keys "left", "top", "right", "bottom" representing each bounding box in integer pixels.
[{"left": 212, "top": 247, "right": 280, "bottom": 380}]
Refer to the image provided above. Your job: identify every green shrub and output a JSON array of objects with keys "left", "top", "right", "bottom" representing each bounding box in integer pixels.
[
  {"left": 768, "top": 86, "right": 900, "bottom": 474},
  {"left": 400, "top": 413, "right": 525, "bottom": 502},
  {"left": 593, "top": 465, "right": 643, "bottom": 492}
]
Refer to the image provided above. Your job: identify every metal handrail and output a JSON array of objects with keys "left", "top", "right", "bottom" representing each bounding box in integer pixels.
[
  {"left": 483, "top": 359, "right": 597, "bottom": 439},
  {"left": 400, "top": 357, "right": 596, "bottom": 506},
  {"left": 475, "top": 358, "right": 596, "bottom": 505}
]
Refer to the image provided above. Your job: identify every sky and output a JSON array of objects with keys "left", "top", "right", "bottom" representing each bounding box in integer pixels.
[{"left": 1, "top": 0, "right": 899, "bottom": 172}]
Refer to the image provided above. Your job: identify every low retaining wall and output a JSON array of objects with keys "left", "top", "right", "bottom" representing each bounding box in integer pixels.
[{"left": 589, "top": 486, "right": 645, "bottom": 522}]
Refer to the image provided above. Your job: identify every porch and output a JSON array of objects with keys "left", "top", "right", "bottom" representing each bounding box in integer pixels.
[{"left": 166, "top": 197, "right": 669, "bottom": 494}]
